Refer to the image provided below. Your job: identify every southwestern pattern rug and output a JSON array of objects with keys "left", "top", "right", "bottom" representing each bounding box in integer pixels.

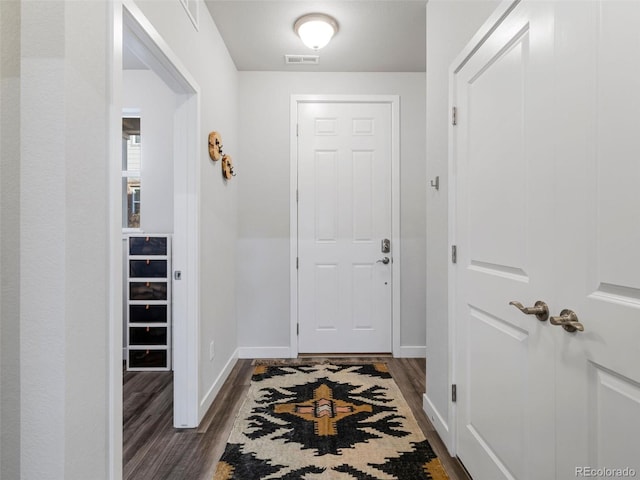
[{"left": 214, "top": 363, "right": 449, "bottom": 479}]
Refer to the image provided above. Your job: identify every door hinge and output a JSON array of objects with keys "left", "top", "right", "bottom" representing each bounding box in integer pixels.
[
  {"left": 296, "top": 257, "right": 299, "bottom": 269},
  {"left": 452, "top": 384, "right": 457, "bottom": 403},
  {"left": 296, "top": 189, "right": 299, "bottom": 203},
  {"left": 452, "top": 106, "right": 458, "bottom": 126},
  {"left": 451, "top": 245, "right": 457, "bottom": 264},
  {"left": 296, "top": 124, "right": 299, "bottom": 137},
  {"left": 297, "top": 323, "right": 299, "bottom": 335}
]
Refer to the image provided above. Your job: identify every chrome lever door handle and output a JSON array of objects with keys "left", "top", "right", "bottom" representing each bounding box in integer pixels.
[
  {"left": 550, "top": 309, "right": 584, "bottom": 333},
  {"left": 509, "top": 300, "right": 549, "bottom": 321},
  {"left": 377, "top": 257, "right": 390, "bottom": 265}
]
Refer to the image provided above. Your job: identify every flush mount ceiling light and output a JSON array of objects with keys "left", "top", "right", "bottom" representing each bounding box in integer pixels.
[{"left": 294, "top": 13, "right": 339, "bottom": 50}]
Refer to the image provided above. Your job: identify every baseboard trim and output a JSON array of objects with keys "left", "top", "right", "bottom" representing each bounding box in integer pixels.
[
  {"left": 237, "top": 346, "right": 293, "bottom": 359},
  {"left": 398, "top": 346, "right": 426, "bottom": 358},
  {"left": 237, "top": 346, "right": 423, "bottom": 359},
  {"left": 199, "top": 348, "right": 239, "bottom": 422},
  {"left": 423, "top": 393, "right": 452, "bottom": 454}
]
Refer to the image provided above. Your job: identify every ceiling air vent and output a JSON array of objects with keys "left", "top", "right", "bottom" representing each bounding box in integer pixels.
[{"left": 284, "top": 54, "right": 319, "bottom": 65}]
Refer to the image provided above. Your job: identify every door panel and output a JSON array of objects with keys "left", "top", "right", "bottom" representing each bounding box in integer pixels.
[
  {"left": 298, "top": 102, "right": 392, "bottom": 353},
  {"left": 594, "top": 1, "right": 640, "bottom": 294},
  {"left": 468, "top": 33, "right": 527, "bottom": 274},
  {"left": 352, "top": 264, "right": 374, "bottom": 329},
  {"left": 592, "top": 368, "right": 640, "bottom": 468},
  {"left": 467, "top": 307, "right": 528, "bottom": 479},
  {"left": 314, "top": 264, "right": 339, "bottom": 330},
  {"left": 590, "top": 0, "right": 640, "bottom": 312},
  {"left": 352, "top": 151, "right": 375, "bottom": 241}
]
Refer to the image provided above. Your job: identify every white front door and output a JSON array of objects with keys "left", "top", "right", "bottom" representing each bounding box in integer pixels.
[
  {"left": 453, "top": 1, "right": 640, "bottom": 479},
  {"left": 297, "top": 102, "right": 392, "bottom": 354}
]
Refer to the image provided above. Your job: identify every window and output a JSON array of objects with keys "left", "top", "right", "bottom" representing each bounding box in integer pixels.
[{"left": 122, "top": 117, "right": 141, "bottom": 229}]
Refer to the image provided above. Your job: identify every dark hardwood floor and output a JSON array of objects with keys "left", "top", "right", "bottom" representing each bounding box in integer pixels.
[{"left": 123, "top": 358, "right": 471, "bottom": 480}]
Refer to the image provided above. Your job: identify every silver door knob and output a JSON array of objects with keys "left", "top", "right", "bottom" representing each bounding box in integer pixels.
[
  {"left": 509, "top": 300, "right": 549, "bottom": 322},
  {"left": 377, "top": 257, "right": 390, "bottom": 265},
  {"left": 550, "top": 309, "right": 584, "bottom": 333}
]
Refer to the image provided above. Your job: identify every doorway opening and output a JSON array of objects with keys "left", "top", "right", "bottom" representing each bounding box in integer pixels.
[{"left": 116, "top": 0, "right": 201, "bottom": 437}]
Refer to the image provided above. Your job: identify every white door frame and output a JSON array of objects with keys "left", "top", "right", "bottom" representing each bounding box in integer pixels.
[
  {"left": 108, "top": 2, "right": 124, "bottom": 476},
  {"left": 289, "top": 95, "right": 401, "bottom": 357},
  {"left": 111, "top": 0, "right": 202, "bottom": 454}
]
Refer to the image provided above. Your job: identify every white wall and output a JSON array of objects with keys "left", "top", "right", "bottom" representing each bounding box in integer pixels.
[
  {"left": 13, "top": 1, "right": 112, "bottom": 477},
  {"left": 237, "top": 72, "right": 426, "bottom": 357},
  {"left": 424, "top": 0, "right": 500, "bottom": 452},
  {"left": 1, "top": 0, "right": 239, "bottom": 476},
  {"left": 123, "top": 69, "right": 176, "bottom": 234},
  {"left": 1, "top": 0, "right": 20, "bottom": 477},
  {"left": 132, "top": 0, "right": 240, "bottom": 421}
]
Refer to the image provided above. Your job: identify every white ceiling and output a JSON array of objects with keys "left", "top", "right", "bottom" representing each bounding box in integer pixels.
[{"left": 204, "top": 1, "right": 427, "bottom": 72}]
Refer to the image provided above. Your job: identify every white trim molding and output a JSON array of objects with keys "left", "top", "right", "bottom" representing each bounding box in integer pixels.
[
  {"left": 289, "top": 95, "right": 402, "bottom": 358},
  {"left": 199, "top": 350, "right": 238, "bottom": 421},
  {"left": 423, "top": 393, "right": 452, "bottom": 453},
  {"left": 399, "top": 346, "right": 426, "bottom": 358},
  {"left": 108, "top": 1, "right": 124, "bottom": 477},
  {"left": 238, "top": 346, "right": 293, "bottom": 359},
  {"left": 179, "top": 0, "right": 199, "bottom": 31}
]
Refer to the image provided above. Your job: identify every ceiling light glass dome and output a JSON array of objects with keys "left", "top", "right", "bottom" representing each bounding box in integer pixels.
[{"left": 294, "top": 14, "right": 339, "bottom": 50}]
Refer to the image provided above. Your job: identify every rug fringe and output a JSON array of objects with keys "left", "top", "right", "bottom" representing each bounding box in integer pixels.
[{"left": 251, "top": 358, "right": 390, "bottom": 366}]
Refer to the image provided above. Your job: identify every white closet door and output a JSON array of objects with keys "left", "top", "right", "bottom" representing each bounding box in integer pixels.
[
  {"left": 553, "top": 2, "right": 640, "bottom": 478},
  {"left": 454, "top": 1, "right": 640, "bottom": 479},
  {"left": 453, "top": 2, "right": 557, "bottom": 478}
]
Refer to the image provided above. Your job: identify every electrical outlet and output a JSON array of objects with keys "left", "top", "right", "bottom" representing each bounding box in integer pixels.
[{"left": 209, "top": 341, "right": 215, "bottom": 360}]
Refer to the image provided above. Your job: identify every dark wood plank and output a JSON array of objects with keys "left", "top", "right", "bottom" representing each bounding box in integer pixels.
[{"left": 123, "top": 358, "right": 471, "bottom": 480}]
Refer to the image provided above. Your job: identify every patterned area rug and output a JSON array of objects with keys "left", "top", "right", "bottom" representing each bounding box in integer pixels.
[{"left": 214, "top": 363, "right": 449, "bottom": 479}]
